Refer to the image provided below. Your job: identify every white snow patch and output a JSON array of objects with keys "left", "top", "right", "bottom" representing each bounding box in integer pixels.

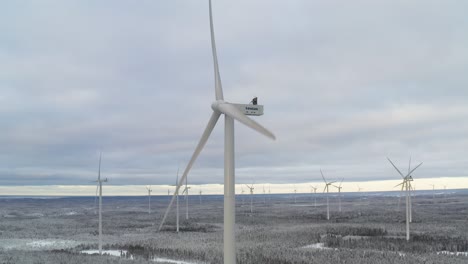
[
  {"left": 80, "top": 250, "right": 202, "bottom": 263},
  {"left": 437, "top": 251, "right": 468, "bottom": 256},
  {"left": 65, "top": 211, "right": 77, "bottom": 216},
  {"left": 0, "top": 239, "right": 80, "bottom": 250},
  {"left": 81, "top": 250, "right": 128, "bottom": 257},
  {"left": 301, "top": 243, "right": 334, "bottom": 250},
  {"left": 153, "top": 257, "right": 201, "bottom": 264}
]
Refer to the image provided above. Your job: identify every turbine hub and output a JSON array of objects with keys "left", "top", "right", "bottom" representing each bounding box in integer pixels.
[{"left": 211, "top": 100, "right": 226, "bottom": 112}]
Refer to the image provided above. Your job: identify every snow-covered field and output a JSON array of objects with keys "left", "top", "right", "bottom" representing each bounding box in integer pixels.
[
  {"left": 0, "top": 239, "right": 81, "bottom": 251},
  {"left": 0, "top": 193, "right": 468, "bottom": 264}
]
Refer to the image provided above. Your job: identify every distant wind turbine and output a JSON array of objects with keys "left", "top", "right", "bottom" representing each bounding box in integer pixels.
[
  {"left": 310, "top": 185, "right": 318, "bottom": 207},
  {"left": 429, "top": 184, "right": 435, "bottom": 203},
  {"left": 199, "top": 189, "right": 202, "bottom": 205},
  {"left": 334, "top": 179, "right": 344, "bottom": 212},
  {"left": 293, "top": 185, "right": 297, "bottom": 204},
  {"left": 321, "top": 169, "right": 336, "bottom": 220},
  {"left": 388, "top": 157, "right": 423, "bottom": 241},
  {"left": 94, "top": 152, "right": 107, "bottom": 255},
  {"left": 241, "top": 187, "right": 245, "bottom": 206},
  {"left": 145, "top": 186, "right": 152, "bottom": 214},
  {"left": 157, "top": 2, "right": 275, "bottom": 262},
  {"left": 173, "top": 168, "right": 180, "bottom": 233},
  {"left": 246, "top": 184, "right": 255, "bottom": 213},
  {"left": 182, "top": 176, "right": 191, "bottom": 220}
]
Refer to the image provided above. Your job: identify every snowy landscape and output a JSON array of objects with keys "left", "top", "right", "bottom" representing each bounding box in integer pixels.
[{"left": 1, "top": 191, "right": 467, "bottom": 263}]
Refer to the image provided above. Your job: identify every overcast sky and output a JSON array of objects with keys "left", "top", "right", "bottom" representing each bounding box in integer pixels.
[{"left": 1, "top": 0, "right": 467, "bottom": 189}]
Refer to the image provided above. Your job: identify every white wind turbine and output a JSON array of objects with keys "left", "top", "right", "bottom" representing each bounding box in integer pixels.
[
  {"left": 429, "top": 184, "right": 435, "bottom": 203},
  {"left": 388, "top": 157, "right": 423, "bottom": 241},
  {"left": 268, "top": 185, "right": 271, "bottom": 203},
  {"left": 334, "top": 179, "right": 344, "bottom": 213},
  {"left": 240, "top": 187, "right": 245, "bottom": 206},
  {"left": 94, "top": 152, "right": 107, "bottom": 255},
  {"left": 246, "top": 184, "right": 255, "bottom": 213},
  {"left": 182, "top": 176, "right": 191, "bottom": 220},
  {"left": 310, "top": 185, "right": 318, "bottom": 207},
  {"left": 321, "top": 169, "right": 336, "bottom": 220},
  {"left": 293, "top": 185, "right": 297, "bottom": 204},
  {"left": 158, "top": 1, "right": 275, "bottom": 263},
  {"left": 199, "top": 189, "right": 202, "bottom": 205},
  {"left": 145, "top": 186, "right": 152, "bottom": 214},
  {"left": 356, "top": 185, "right": 364, "bottom": 213},
  {"left": 172, "top": 168, "right": 180, "bottom": 233}
]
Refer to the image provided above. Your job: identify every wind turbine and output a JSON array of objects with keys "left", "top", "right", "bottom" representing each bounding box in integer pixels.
[
  {"left": 388, "top": 157, "right": 423, "bottom": 241},
  {"left": 94, "top": 152, "right": 107, "bottom": 255},
  {"left": 246, "top": 184, "right": 255, "bottom": 213},
  {"left": 182, "top": 177, "right": 191, "bottom": 220},
  {"left": 334, "top": 179, "right": 343, "bottom": 213},
  {"left": 356, "top": 185, "right": 363, "bottom": 213},
  {"left": 240, "top": 187, "right": 245, "bottom": 206},
  {"left": 429, "top": 184, "right": 435, "bottom": 203},
  {"left": 145, "top": 186, "right": 152, "bottom": 214},
  {"left": 293, "top": 185, "right": 297, "bottom": 204},
  {"left": 172, "top": 168, "right": 180, "bottom": 233},
  {"left": 310, "top": 185, "right": 318, "bottom": 207},
  {"left": 268, "top": 185, "right": 271, "bottom": 203},
  {"left": 199, "top": 189, "right": 202, "bottom": 205},
  {"left": 321, "top": 169, "right": 336, "bottom": 220},
  {"left": 158, "top": 1, "right": 275, "bottom": 263}
]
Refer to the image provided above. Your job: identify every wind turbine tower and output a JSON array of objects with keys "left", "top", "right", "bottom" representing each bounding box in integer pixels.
[
  {"left": 157, "top": 1, "right": 275, "bottom": 263},
  {"left": 310, "top": 185, "right": 318, "bottom": 207},
  {"left": 146, "top": 186, "right": 152, "bottom": 214},
  {"left": 293, "top": 185, "right": 297, "bottom": 204},
  {"left": 388, "top": 157, "right": 422, "bottom": 241},
  {"left": 334, "top": 179, "right": 343, "bottom": 212},
  {"left": 94, "top": 152, "right": 107, "bottom": 255},
  {"left": 246, "top": 184, "right": 255, "bottom": 213},
  {"left": 199, "top": 189, "right": 202, "bottom": 205},
  {"left": 321, "top": 169, "right": 336, "bottom": 220},
  {"left": 183, "top": 177, "right": 191, "bottom": 220}
]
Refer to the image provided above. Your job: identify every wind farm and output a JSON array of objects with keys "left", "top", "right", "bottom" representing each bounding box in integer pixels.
[{"left": 1, "top": 0, "right": 468, "bottom": 264}]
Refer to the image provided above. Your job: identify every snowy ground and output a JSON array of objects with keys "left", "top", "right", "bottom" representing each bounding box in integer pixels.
[
  {"left": 0, "top": 192, "right": 467, "bottom": 263},
  {"left": 0, "top": 239, "right": 81, "bottom": 251}
]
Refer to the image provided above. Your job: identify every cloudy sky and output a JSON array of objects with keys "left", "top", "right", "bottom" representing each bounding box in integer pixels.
[{"left": 1, "top": 0, "right": 467, "bottom": 194}]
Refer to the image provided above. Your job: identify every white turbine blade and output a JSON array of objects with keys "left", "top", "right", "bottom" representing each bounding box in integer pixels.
[
  {"left": 209, "top": 0, "right": 223, "bottom": 100},
  {"left": 394, "top": 182, "right": 405, "bottom": 188},
  {"left": 323, "top": 186, "right": 327, "bottom": 193},
  {"left": 408, "top": 156, "right": 411, "bottom": 175},
  {"left": 387, "top": 157, "right": 405, "bottom": 178},
  {"left": 406, "top": 162, "right": 423, "bottom": 177},
  {"left": 98, "top": 151, "right": 102, "bottom": 181},
  {"left": 215, "top": 103, "right": 275, "bottom": 140},
  {"left": 320, "top": 169, "right": 327, "bottom": 183},
  {"left": 158, "top": 112, "right": 221, "bottom": 231}
]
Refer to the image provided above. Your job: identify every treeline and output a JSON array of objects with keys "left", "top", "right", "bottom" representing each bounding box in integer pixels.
[{"left": 326, "top": 226, "right": 388, "bottom": 237}]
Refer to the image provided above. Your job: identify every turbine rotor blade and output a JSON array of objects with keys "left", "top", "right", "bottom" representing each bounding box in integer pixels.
[
  {"left": 387, "top": 157, "right": 405, "bottom": 178},
  {"left": 214, "top": 103, "right": 275, "bottom": 140},
  {"left": 395, "top": 182, "right": 405, "bottom": 188},
  {"left": 209, "top": 0, "right": 223, "bottom": 100},
  {"left": 406, "top": 162, "right": 423, "bottom": 177},
  {"left": 158, "top": 111, "right": 221, "bottom": 231},
  {"left": 320, "top": 169, "right": 327, "bottom": 183}
]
